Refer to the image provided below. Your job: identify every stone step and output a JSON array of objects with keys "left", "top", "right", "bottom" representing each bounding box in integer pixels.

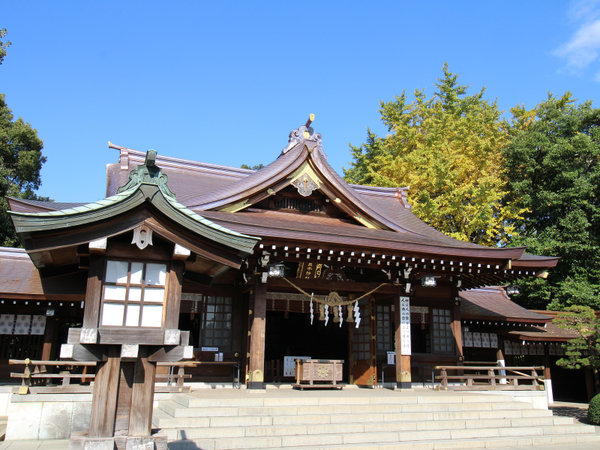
[
  {"left": 172, "top": 392, "right": 516, "bottom": 408},
  {"left": 153, "top": 391, "right": 590, "bottom": 450},
  {"left": 245, "top": 433, "right": 600, "bottom": 450},
  {"left": 154, "top": 406, "right": 554, "bottom": 429},
  {"left": 158, "top": 398, "right": 536, "bottom": 419},
  {"left": 155, "top": 415, "right": 580, "bottom": 441},
  {"left": 164, "top": 423, "right": 600, "bottom": 450}
]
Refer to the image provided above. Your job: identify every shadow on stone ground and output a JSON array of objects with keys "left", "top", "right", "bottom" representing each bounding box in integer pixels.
[
  {"left": 166, "top": 430, "right": 201, "bottom": 449},
  {"left": 551, "top": 405, "right": 590, "bottom": 424}
]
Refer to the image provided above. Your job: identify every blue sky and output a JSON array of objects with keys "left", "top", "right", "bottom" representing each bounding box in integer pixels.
[{"left": 2, "top": 1, "right": 600, "bottom": 202}]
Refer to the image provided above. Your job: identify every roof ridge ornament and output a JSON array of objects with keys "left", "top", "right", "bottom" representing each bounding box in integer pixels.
[
  {"left": 117, "top": 150, "right": 176, "bottom": 199},
  {"left": 281, "top": 114, "right": 323, "bottom": 154}
]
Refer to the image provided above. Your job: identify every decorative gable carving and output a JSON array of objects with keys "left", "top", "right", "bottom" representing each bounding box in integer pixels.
[{"left": 292, "top": 174, "right": 319, "bottom": 197}]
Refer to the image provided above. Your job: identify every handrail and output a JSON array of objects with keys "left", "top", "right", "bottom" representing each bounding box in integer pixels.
[
  {"left": 434, "top": 365, "right": 544, "bottom": 391},
  {"left": 8, "top": 358, "right": 197, "bottom": 394}
]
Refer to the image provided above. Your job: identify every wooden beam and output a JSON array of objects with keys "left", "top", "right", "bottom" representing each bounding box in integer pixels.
[{"left": 267, "top": 277, "right": 398, "bottom": 295}]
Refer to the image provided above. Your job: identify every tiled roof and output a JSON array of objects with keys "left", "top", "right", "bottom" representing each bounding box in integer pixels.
[
  {"left": 104, "top": 146, "right": 533, "bottom": 256},
  {"left": 198, "top": 209, "right": 527, "bottom": 259},
  {"left": 506, "top": 321, "right": 579, "bottom": 342},
  {"left": 460, "top": 286, "right": 551, "bottom": 324},
  {"left": 0, "top": 248, "right": 44, "bottom": 297}
]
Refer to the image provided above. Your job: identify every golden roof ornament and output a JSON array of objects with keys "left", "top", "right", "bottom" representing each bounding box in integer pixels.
[{"left": 282, "top": 114, "right": 322, "bottom": 154}]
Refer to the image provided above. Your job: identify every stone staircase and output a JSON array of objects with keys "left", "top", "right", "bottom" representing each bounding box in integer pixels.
[{"left": 152, "top": 388, "right": 600, "bottom": 449}]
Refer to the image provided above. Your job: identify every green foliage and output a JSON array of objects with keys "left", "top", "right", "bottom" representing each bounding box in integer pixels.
[
  {"left": 589, "top": 393, "right": 600, "bottom": 425},
  {"left": 0, "top": 93, "right": 46, "bottom": 246},
  {"left": 344, "top": 64, "right": 523, "bottom": 246},
  {"left": 503, "top": 94, "right": 600, "bottom": 309},
  {"left": 0, "top": 30, "right": 47, "bottom": 246},
  {"left": 241, "top": 163, "right": 265, "bottom": 170},
  {"left": 0, "top": 28, "right": 10, "bottom": 66},
  {"left": 554, "top": 306, "right": 600, "bottom": 371}
]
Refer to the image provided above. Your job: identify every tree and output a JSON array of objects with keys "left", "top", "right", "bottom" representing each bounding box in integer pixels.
[
  {"left": 554, "top": 306, "right": 600, "bottom": 395},
  {"left": 241, "top": 163, "right": 264, "bottom": 170},
  {"left": 503, "top": 94, "right": 600, "bottom": 310},
  {"left": 0, "top": 30, "right": 46, "bottom": 246},
  {"left": 345, "top": 64, "right": 523, "bottom": 246},
  {"left": 554, "top": 306, "right": 600, "bottom": 371},
  {"left": 0, "top": 28, "right": 10, "bottom": 65}
]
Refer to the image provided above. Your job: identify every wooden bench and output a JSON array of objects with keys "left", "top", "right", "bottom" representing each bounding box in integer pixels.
[{"left": 162, "top": 360, "right": 241, "bottom": 388}]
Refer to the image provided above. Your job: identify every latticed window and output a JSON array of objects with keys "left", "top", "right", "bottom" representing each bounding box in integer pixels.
[
  {"left": 100, "top": 260, "right": 167, "bottom": 328},
  {"left": 431, "top": 308, "right": 453, "bottom": 353},
  {"left": 376, "top": 304, "right": 393, "bottom": 353},
  {"left": 199, "top": 296, "right": 233, "bottom": 351}
]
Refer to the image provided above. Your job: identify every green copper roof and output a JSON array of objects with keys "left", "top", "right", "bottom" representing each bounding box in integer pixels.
[{"left": 10, "top": 151, "right": 260, "bottom": 256}]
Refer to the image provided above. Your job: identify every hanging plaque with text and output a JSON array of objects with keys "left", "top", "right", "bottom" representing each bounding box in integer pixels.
[{"left": 400, "top": 296, "right": 411, "bottom": 355}]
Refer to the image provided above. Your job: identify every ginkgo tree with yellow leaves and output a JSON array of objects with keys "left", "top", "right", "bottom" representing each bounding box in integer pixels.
[{"left": 345, "top": 64, "right": 523, "bottom": 246}]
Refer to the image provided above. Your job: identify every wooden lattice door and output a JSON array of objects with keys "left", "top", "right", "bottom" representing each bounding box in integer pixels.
[{"left": 349, "top": 297, "right": 376, "bottom": 386}]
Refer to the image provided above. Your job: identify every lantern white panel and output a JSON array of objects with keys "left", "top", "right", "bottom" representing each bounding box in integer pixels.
[
  {"left": 105, "top": 260, "right": 129, "bottom": 284},
  {"left": 130, "top": 263, "right": 144, "bottom": 284},
  {"left": 104, "top": 286, "right": 126, "bottom": 301},
  {"left": 141, "top": 305, "right": 163, "bottom": 327},
  {"left": 144, "top": 287, "right": 165, "bottom": 303},
  {"left": 129, "top": 287, "right": 142, "bottom": 302},
  {"left": 101, "top": 304, "right": 124, "bottom": 326},
  {"left": 145, "top": 263, "right": 167, "bottom": 285},
  {"left": 125, "top": 305, "right": 140, "bottom": 327}
]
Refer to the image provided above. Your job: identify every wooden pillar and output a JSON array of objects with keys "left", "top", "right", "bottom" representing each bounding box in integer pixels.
[
  {"left": 248, "top": 281, "right": 266, "bottom": 389},
  {"left": 497, "top": 348, "right": 508, "bottom": 385},
  {"left": 543, "top": 347, "right": 554, "bottom": 403},
  {"left": 451, "top": 294, "right": 464, "bottom": 361},
  {"left": 164, "top": 261, "right": 184, "bottom": 329},
  {"left": 394, "top": 287, "right": 411, "bottom": 389},
  {"left": 88, "top": 347, "right": 121, "bottom": 437},
  {"left": 82, "top": 256, "right": 104, "bottom": 329},
  {"left": 41, "top": 317, "right": 57, "bottom": 361},
  {"left": 585, "top": 367, "right": 595, "bottom": 401}
]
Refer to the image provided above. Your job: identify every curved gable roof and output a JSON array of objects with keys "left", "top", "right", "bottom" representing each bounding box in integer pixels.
[{"left": 10, "top": 151, "right": 260, "bottom": 266}]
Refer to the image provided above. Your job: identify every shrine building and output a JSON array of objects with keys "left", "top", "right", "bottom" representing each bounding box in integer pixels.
[{"left": 1, "top": 121, "right": 559, "bottom": 390}]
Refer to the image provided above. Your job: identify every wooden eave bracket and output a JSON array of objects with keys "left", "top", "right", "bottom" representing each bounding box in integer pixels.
[
  {"left": 89, "top": 238, "right": 107, "bottom": 254},
  {"left": 173, "top": 244, "right": 191, "bottom": 260}
]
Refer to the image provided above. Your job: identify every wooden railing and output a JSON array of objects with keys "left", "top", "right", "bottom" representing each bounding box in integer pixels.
[
  {"left": 9, "top": 359, "right": 195, "bottom": 394},
  {"left": 435, "top": 365, "right": 545, "bottom": 391}
]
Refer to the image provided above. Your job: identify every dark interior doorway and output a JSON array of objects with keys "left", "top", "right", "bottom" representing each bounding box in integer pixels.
[{"left": 265, "top": 311, "right": 349, "bottom": 381}]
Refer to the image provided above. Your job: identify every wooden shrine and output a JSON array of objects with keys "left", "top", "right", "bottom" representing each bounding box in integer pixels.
[{"left": 5, "top": 117, "right": 560, "bottom": 401}]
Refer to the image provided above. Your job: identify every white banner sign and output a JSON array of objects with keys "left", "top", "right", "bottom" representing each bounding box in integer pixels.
[{"left": 400, "top": 296, "right": 411, "bottom": 355}]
